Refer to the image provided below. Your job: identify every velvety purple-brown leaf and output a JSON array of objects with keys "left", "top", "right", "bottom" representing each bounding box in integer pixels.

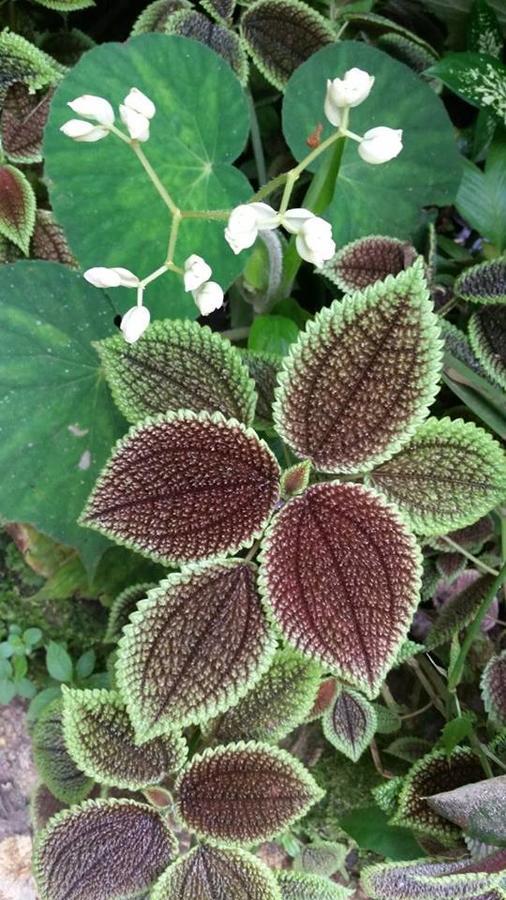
[
  {"left": 321, "top": 235, "right": 418, "bottom": 293},
  {"left": 362, "top": 854, "right": 506, "bottom": 900},
  {"left": 425, "top": 573, "right": 495, "bottom": 650},
  {"left": 431, "top": 515, "right": 494, "bottom": 554},
  {"left": 307, "top": 677, "right": 338, "bottom": 721},
  {"left": 0, "top": 163, "right": 35, "bottom": 254},
  {"left": 260, "top": 482, "right": 422, "bottom": 698},
  {"left": 80, "top": 411, "right": 280, "bottom": 566},
  {"left": 469, "top": 306, "right": 506, "bottom": 390},
  {"left": 322, "top": 686, "right": 377, "bottom": 762},
  {"left": 1, "top": 83, "right": 52, "bottom": 164},
  {"left": 34, "top": 798, "right": 177, "bottom": 900},
  {"left": 482, "top": 651, "right": 506, "bottom": 725},
  {"left": 151, "top": 845, "right": 281, "bottom": 899},
  {"left": 176, "top": 741, "right": 323, "bottom": 845},
  {"left": 31, "top": 209, "right": 76, "bottom": 265}
]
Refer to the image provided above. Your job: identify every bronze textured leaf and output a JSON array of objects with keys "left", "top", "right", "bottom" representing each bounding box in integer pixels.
[
  {"left": 151, "top": 845, "right": 282, "bottom": 899},
  {"left": 274, "top": 260, "right": 443, "bottom": 474},
  {"left": 362, "top": 854, "right": 506, "bottom": 900},
  {"left": 482, "top": 652, "right": 506, "bottom": 725},
  {"left": 469, "top": 306, "right": 506, "bottom": 390},
  {"left": 104, "top": 582, "right": 154, "bottom": 644},
  {"left": 1, "top": 83, "right": 52, "bottom": 164},
  {"left": 277, "top": 871, "right": 351, "bottom": 899},
  {"left": 116, "top": 562, "right": 276, "bottom": 741},
  {"left": 321, "top": 235, "right": 417, "bottom": 294},
  {"left": 425, "top": 573, "right": 495, "bottom": 650},
  {"left": 80, "top": 410, "right": 280, "bottom": 566},
  {"left": 0, "top": 163, "right": 36, "bottom": 254},
  {"left": 30, "top": 210, "right": 76, "bottom": 265},
  {"left": 34, "top": 798, "right": 177, "bottom": 900},
  {"left": 242, "top": 350, "right": 281, "bottom": 424},
  {"left": 455, "top": 257, "right": 506, "bottom": 305},
  {"left": 32, "top": 698, "right": 94, "bottom": 805},
  {"left": 131, "top": 0, "right": 192, "bottom": 33},
  {"left": 176, "top": 741, "right": 323, "bottom": 845},
  {"left": 322, "top": 686, "right": 377, "bottom": 762},
  {"left": 260, "top": 482, "right": 422, "bottom": 698},
  {"left": 166, "top": 11, "right": 249, "bottom": 84}
]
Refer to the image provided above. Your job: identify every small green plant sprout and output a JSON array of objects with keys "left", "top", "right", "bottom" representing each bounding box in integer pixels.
[{"left": 0, "top": 624, "right": 42, "bottom": 703}]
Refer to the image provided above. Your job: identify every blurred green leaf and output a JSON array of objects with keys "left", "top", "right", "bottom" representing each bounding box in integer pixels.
[
  {"left": 248, "top": 315, "right": 299, "bottom": 357},
  {"left": 340, "top": 806, "right": 423, "bottom": 860},
  {"left": 456, "top": 136, "right": 506, "bottom": 251},
  {"left": 0, "top": 679, "right": 16, "bottom": 704},
  {"left": 26, "top": 686, "right": 62, "bottom": 722},
  {"left": 23, "top": 627, "right": 43, "bottom": 647},
  {"left": 46, "top": 642, "right": 73, "bottom": 683},
  {"left": 75, "top": 649, "right": 96, "bottom": 681}
]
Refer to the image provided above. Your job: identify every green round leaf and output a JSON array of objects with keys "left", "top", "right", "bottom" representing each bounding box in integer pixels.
[
  {"left": 44, "top": 34, "right": 252, "bottom": 321},
  {"left": 46, "top": 642, "right": 73, "bottom": 683},
  {"left": 282, "top": 42, "right": 462, "bottom": 245}
]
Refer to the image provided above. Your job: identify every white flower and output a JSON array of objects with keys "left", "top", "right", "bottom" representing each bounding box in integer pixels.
[
  {"left": 123, "top": 87, "right": 156, "bottom": 120},
  {"left": 120, "top": 305, "right": 150, "bottom": 343},
  {"left": 184, "top": 254, "right": 212, "bottom": 292},
  {"left": 193, "top": 281, "right": 224, "bottom": 316},
  {"left": 324, "top": 69, "right": 375, "bottom": 126},
  {"left": 224, "top": 203, "right": 278, "bottom": 254},
  {"left": 119, "top": 104, "right": 150, "bottom": 142},
  {"left": 84, "top": 266, "right": 139, "bottom": 288},
  {"left": 295, "top": 216, "right": 336, "bottom": 268},
  {"left": 358, "top": 127, "right": 403, "bottom": 165},
  {"left": 281, "top": 207, "right": 315, "bottom": 234},
  {"left": 67, "top": 94, "right": 114, "bottom": 126},
  {"left": 60, "top": 120, "right": 109, "bottom": 142}
]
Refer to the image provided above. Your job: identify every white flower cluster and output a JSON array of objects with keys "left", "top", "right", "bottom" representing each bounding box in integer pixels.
[
  {"left": 183, "top": 254, "right": 224, "bottom": 316},
  {"left": 61, "top": 87, "right": 156, "bottom": 143},
  {"left": 225, "top": 203, "right": 336, "bottom": 268}
]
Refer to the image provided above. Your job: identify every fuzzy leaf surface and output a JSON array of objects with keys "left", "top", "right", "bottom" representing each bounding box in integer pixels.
[
  {"left": 34, "top": 798, "right": 177, "bottom": 900},
  {"left": 0, "top": 29, "right": 62, "bottom": 96},
  {"left": 482, "top": 652, "right": 506, "bottom": 725},
  {"left": 204, "top": 648, "right": 321, "bottom": 745},
  {"left": 469, "top": 306, "right": 506, "bottom": 390},
  {"left": 151, "top": 845, "right": 282, "bottom": 899},
  {"left": 431, "top": 515, "right": 494, "bottom": 553},
  {"left": 96, "top": 320, "right": 257, "bottom": 426},
  {"left": 277, "top": 872, "right": 351, "bottom": 899},
  {"left": 456, "top": 258, "right": 506, "bottom": 305},
  {"left": 362, "top": 855, "right": 506, "bottom": 900},
  {"left": 1, "top": 84, "right": 52, "bottom": 164},
  {"left": 166, "top": 11, "right": 249, "bottom": 84},
  {"left": 0, "top": 164, "right": 35, "bottom": 254},
  {"left": 117, "top": 562, "right": 276, "bottom": 740},
  {"left": 322, "top": 687, "right": 377, "bottom": 762},
  {"left": 81, "top": 411, "right": 280, "bottom": 566},
  {"left": 241, "top": 0, "right": 334, "bottom": 90},
  {"left": 104, "top": 582, "right": 153, "bottom": 644},
  {"left": 294, "top": 841, "right": 346, "bottom": 877},
  {"left": 368, "top": 417, "right": 506, "bottom": 536},
  {"left": 307, "top": 677, "right": 338, "bottom": 721},
  {"left": 31, "top": 210, "right": 75, "bottom": 265},
  {"left": 427, "top": 776, "right": 506, "bottom": 844},
  {"left": 31, "top": 784, "right": 67, "bottom": 833},
  {"left": 274, "top": 261, "right": 442, "bottom": 474},
  {"left": 201, "top": 0, "right": 235, "bottom": 21},
  {"left": 242, "top": 350, "right": 281, "bottom": 424},
  {"left": 321, "top": 236, "right": 417, "bottom": 294},
  {"left": 32, "top": 0, "right": 94, "bottom": 9},
  {"left": 260, "top": 482, "right": 422, "bottom": 699},
  {"left": 62, "top": 688, "right": 187, "bottom": 789},
  {"left": 131, "top": 0, "right": 192, "bottom": 34},
  {"left": 176, "top": 741, "right": 323, "bottom": 845},
  {"left": 32, "top": 698, "right": 93, "bottom": 805},
  {"left": 426, "top": 574, "right": 495, "bottom": 649},
  {"left": 392, "top": 748, "right": 484, "bottom": 842}
]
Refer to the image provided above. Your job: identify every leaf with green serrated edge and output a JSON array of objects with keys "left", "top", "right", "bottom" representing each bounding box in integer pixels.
[
  {"left": 321, "top": 236, "right": 417, "bottom": 294},
  {"left": 62, "top": 688, "right": 187, "bottom": 789},
  {"left": 482, "top": 651, "right": 506, "bottom": 725},
  {"left": 242, "top": 351, "right": 281, "bottom": 424},
  {"left": 431, "top": 514, "right": 495, "bottom": 553},
  {"left": 131, "top": 0, "right": 192, "bottom": 34},
  {"left": 377, "top": 33, "right": 438, "bottom": 74},
  {"left": 204, "top": 648, "right": 321, "bottom": 745},
  {"left": 276, "top": 871, "right": 351, "bottom": 900},
  {"left": 1, "top": 84, "right": 52, "bottom": 165},
  {"left": 151, "top": 845, "right": 282, "bottom": 899},
  {"left": 0, "top": 164, "right": 35, "bottom": 254},
  {"left": 456, "top": 258, "right": 506, "bottom": 305},
  {"left": 32, "top": 699, "right": 94, "bottom": 805},
  {"left": 428, "top": 52, "right": 506, "bottom": 122},
  {"left": 281, "top": 460, "right": 312, "bottom": 500},
  {"left": 117, "top": 561, "right": 276, "bottom": 741},
  {"left": 362, "top": 854, "right": 506, "bottom": 900},
  {"left": 373, "top": 777, "right": 404, "bottom": 817},
  {"left": 0, "top": 261, "right": 125, "bottom": 574},
  {"left": 294, "top": 841, "right": 346, "bottom": 878},
  {"left": 436, "top": 552, "right": 466, "bottom": 581},
  {"left": 201, "top": 0, "right": 235, "bottom": 23},
  {"left": 395, "top": 640, "right": 423, "bottom": 666},
  {"left": 0, "top": 29, "right": 63, "bottom": 97},
  {"left": 176, "top": 741, "right": 323, "bottom": 846},
  {"left": 283, "top": 42, "right": 462, "bottom": 247},
  {"left": 374, "top": 704, "right": 401, "bottom": 734},
  {"left": 34, "top": 798, "right": 177, "bottom": 900},
  {"left": 469, "top": 0, "right": 503, "bottom": 59},
  {"left": 469, "top": 307, "right": 506, "bottom": 389},
  {"left": 274, "top": 261, "right": 442, "bottom": 474},
  {"left": 166, "top": 11, "right": 249, "bottom": 84},
  {"left": 442, "top": 320, "right": 487, "bottom": 377},
  {"left": 80, "top": 410, "right": 280, "bottom": 567},
  {"left": 105, "top": 583, "right": 154, "bottom": 643},
  {"left": 340, "top": 11, "right": 439, "bottom": 54},
  {"left": 31, "top": 210, "right": 75, "bottom": 266},
  {"left": 32, "top": 0, "right": 94, "bottom": 9},
  {"left": 31, "top": 783, "right": 67, "bottom": 833},
  {"left": 322, "top": 687, "right": 377, "bottom": 762},
  {"left": 241, "top": 0, "right": 334, "bottom": 91},
  {"left": 385, "top": 737, "right": 432, "bottom": 764},
  {"left": 307, "top": 677, "right": 337, "bottom": 721},
  {"left": 259, "top": 482, "right": 422, "bottom": 699},
  {"left": 96, "top": 320, "right": 257, "bottom": 426},
  {"left": 44, "top": 34, "right": 252, "bottom": 321},
  {"left": 391, "top": 748, "right": 484, "bottom": 843},
  {"left": 368, "top": 417, "right": 506, "bottom": 537}
]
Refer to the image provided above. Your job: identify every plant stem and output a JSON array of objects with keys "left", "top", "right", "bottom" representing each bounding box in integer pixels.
[
  {"left": 131, "top": 143, "right": 180, "bottom": 216},
  {"left": 438, "top": 297, "right": 458, "bottom": 317},
  {"left": 248, "top": 90, "right": 267, "bottom": 187},
  {"left": 448, "top": 560, "right": 506, "bottom": 692},
  {"left": 441, "top": 536, "right": 499, "bottom": 576},
  {"left": 407, "top": 659, "right": 446, "bottom": 716},
  {"left": 220, "top": 326, "right": 250, "bottom": 341},
  {"left": 181, "top": 209, "right": 230, "bottom": 221},
  {"left": 250, "top": 172, "right": 289, "bottom": 203},
  {"left": 166, "top": 211, "right": 181, "bottom": 265},
  {"left": 469, "top": 729, "right": 494, "bottom": 778}
]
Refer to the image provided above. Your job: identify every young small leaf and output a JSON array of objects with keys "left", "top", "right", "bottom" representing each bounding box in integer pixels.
[
  {"left": 32, "top": 699, "right": 94, "bottom": 805},
  {"left": 469, "top": 306, "right": 506, "bottom": 390},
  {"left": 151, "top": 845, "right": 282, "bottom": 899},
  {"left": 391, "top": 748, "right": 484, "bottom": 843},
  {"left": 321, "top": 236, "right": 417, "bottom": 294},
  {"left": 276, "top": 871, "right": 351, "bottom": 899},
  {"left": 482, "top": 651, "right": 506, "bottom": 725},
  {"left": 242, "top": 350, "right": 282, "bottom": 423},
  {"left": 34, "top": 798, "right": 177, "bottom": 900},
  {"left": 80, "top": 410, "right": 280, "bottom": 567},
  {"left": 362, "top": 854, "right": 505, "bottom": 900},
  {"left": 294, "top": 841, "right": 346, "bottom": 878},
  {"left": 368, "top": 417, "right": 506, "bottom": 537},
  {"left": 274, "top": 260, "right": 442, "bottom": 474},
  {"left": 1, "top": 83, "right": 52, "bottom": 164},
  {"left": 281, "top": 460, "right": 312, "bottom": 500},
  {"left": 204, "top": 648, "right": 321, "bottom": 745},
  {"left": 104, "top": 582, "right": 154, "bottom": 644},
  {"left": 0, "top": 164, "right": 36, "bottom": 254},
  {"left": 176, "top": 741, "right": 324, "bottom": 846},
  {"left": 62, "top": 688, "right": 188, "bottom": 789},
  {"left": 95, "top": 320, "right": 257, "bottom": 426},
  {"left": 307, "top": 677, "right": 338, "bottom": 721},
  {"left": 259, "top": 482, "right": 422, "bottom": 699},
  {"left": 166, "top": 11, "right": 249, "bottom": 84},
  {"left": 241, "top": 0, "right": 334, "bottom": 90},
  {"left": 322, "top": 687, "right": 377, "bottom": 762},
  {"left": 131, "top": 0, "right": 192, "bottom": 34},
  {"left": 456, "top": 258, "right": 506, "bottom": 305},
  {"left": 116, "top": 562, "right": 276, "bottom": 741},
  {"left": 32, "top": 0, "right": 94, "bottom": 10},
  {"left": 30, "top": 210, "right": 75, "bottom": 265},
  {"left": 201, "top": 0, "right": 235, "bottom": 22},
  {"left": 426, "top": 574, "right": 495, "bottom": 649},
  {"left": 46, "top": 642, "right": 73, "bottom": 682}
]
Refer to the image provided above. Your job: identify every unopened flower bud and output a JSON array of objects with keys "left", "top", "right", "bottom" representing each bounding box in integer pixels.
[
  {"left": 324, "top": 69, "right": 375, "bottom": 126},
  {"left": 123, "top": 87, "right": 156, "bottom": 120},
  {"left": 358, "top": 127, "right": 403, "bottom": 164},
  {"left": 193, "top": 281, "right": 224, "bottom": 316},
  {"left": 67, "top": 94, "right": 115, "bottom": 126},
  {"left": 119, "top": 104, "right": 150, "bottom": 142},
  {"left": 184, "top": 254, "right": 212, "bottom": 292},
  {"left": 60, "top": 120, "right": 109, "bottom": 142},
  {"left": 120, "top": 305, "right": 150, "bottom": 343},
  {"left": 295, "top": 216, "right": 336, "bottom": 268},
  {"left": 224, "top": 203, "right": 278, "bottom": 254},
  {"left": 84, "top": 266, "right": 139, "bottom": 288}
]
